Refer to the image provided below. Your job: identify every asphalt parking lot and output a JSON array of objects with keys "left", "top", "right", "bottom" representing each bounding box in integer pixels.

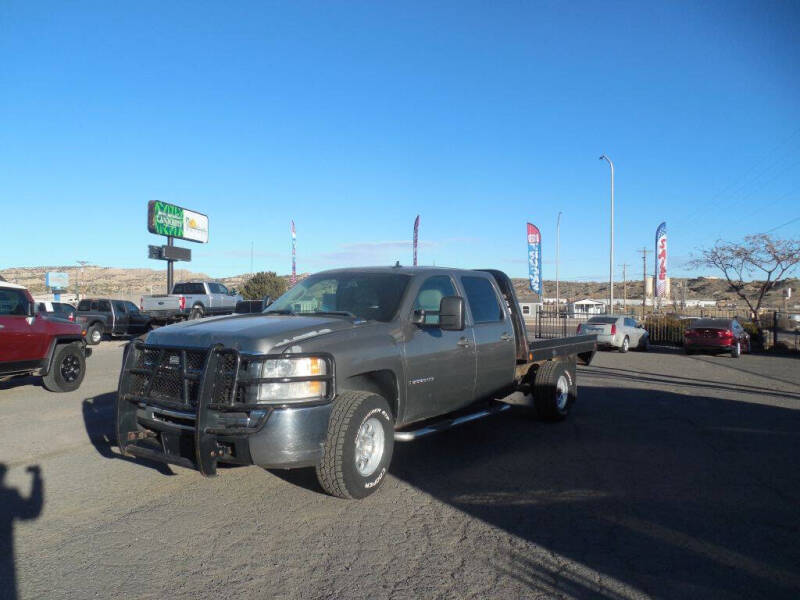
[{"left": 1, "top": 342, "right": 799, "bottom": 600}]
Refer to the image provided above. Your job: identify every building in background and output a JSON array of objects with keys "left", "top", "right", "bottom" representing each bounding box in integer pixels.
[{"left": 568, "top": 298, "right": 607, "bottom": 316}]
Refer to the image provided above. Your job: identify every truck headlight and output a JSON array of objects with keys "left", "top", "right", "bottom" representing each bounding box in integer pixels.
[{"left": 256, "top": 357, "right": 328, "bottom": 404}]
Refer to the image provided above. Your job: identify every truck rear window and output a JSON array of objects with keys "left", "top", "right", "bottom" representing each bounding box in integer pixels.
[{"left": 461, "top": 276, "right": 503, "bottom": 323}]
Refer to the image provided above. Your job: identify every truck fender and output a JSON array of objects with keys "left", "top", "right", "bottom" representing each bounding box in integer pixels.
[
  {"left": 340, "top": 370, "right": 400, "bottom": 421},
  {"left": 42, "top": 336, "right": 84, "bottom": 376}
]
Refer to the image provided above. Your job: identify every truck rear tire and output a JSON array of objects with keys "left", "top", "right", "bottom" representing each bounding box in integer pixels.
[
  {"left": 316, "top": 391, "right": 394, "bottom": 499},
  {"left": 533, "top": 361, "right": 575, "bottom": 421},
  {"left": 189, "top": 305, "right": 205, "bottom": 320},
  {"left": 87, "top": 324, "right": 103, "bottom": 345},
  {"left": 42, "top": 343, "right": 85, "bottom": 392}
]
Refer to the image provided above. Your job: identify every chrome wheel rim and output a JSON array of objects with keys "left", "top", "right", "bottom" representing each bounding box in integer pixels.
[
  {"left": 556, "top": 375, "right": 569, "bottom": 411},
  {"left": 355, "top": 417, "right": 385, "bottom": 477},
  {"left": 622, "top": 338, "right": 628, "bottom": 351},
  {"left": 60, "top": 355, "right": 81, "bottom": 382},
  {"left": 91, "top": 329, "right": 101, "bottom": 343}
]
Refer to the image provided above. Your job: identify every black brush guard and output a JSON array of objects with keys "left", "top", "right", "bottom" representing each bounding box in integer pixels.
[{"left": 116, "top": 341, "right": 334, "bottom": 476}]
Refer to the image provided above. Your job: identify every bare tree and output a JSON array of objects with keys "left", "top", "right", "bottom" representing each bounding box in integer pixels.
[{"left": 691, "top": 234, "right": 800, "bottom": 330}]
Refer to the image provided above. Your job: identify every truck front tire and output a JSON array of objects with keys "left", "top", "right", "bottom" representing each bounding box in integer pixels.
[
  {"left": 533, "top": 361, "right": 575, "bottom": 421},
  {"left": 87, "top": 324, "right": 102, "bottom": 345},
  {"left": 316, "top": 391, "right": 395, "bottom": 499},
  {"left": 43, "top": 343, "right": 86, "bottom": 392}
]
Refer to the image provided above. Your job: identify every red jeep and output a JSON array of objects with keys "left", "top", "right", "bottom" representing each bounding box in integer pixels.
[{"left": 0, "top": 282, "right": 91, "bottom": 392}]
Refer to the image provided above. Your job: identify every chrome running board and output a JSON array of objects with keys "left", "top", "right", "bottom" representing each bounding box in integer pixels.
[{"left": 394, "top": 403, "right": 510, "bottom": 442}]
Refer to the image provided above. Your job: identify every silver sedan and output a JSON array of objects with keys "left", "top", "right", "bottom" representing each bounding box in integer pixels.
[{"left": 578, "top": 315, "right": 649, "bottom": 352}]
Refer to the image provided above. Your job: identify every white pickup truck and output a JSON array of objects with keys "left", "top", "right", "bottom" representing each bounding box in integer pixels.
[{"left": 141, "top": 281, "right": 243, "bottom": 324}]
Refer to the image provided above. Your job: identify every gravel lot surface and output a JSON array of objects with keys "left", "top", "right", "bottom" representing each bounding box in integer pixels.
[{"left": 1, "top": 341, "right": 798, "bottom": 599}]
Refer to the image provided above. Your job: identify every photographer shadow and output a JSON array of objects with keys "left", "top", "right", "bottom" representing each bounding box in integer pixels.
[
  {"left": 0, "top": 463, "right": 43, "bottom": 600},
  {"left": 82, "top": 393, "right": 174, "bottom": 476}
]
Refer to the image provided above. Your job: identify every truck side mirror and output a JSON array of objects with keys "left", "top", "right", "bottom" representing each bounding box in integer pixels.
[
  {"left": 439, "top": 296, "right": 465, "bottom": 331},
  {"left": 262, "top": 295, "right": 272, "bottom": 307},
  {"left": 26, "top": 302, "right": 36, "bottom": 317}
]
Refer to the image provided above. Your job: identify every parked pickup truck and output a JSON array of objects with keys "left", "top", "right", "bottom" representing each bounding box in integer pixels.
[
  {"left": 77, "top": 299, "right": 153, "bottom": 345},
  {"left": 141, "top": 281, "right": 243, "bottom": 325},
  {"left": 117, "top": 267, "right": 596, "bottom": 498}
]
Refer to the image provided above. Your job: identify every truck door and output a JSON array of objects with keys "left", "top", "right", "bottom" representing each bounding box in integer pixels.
[
  {"left": 459, "top": 275, "right": 516, "bottom": 400},
  {"left": 207, "top": 283, "right": 226, "bottom": 312},
  {"left": 96, "top": 300, "right": 114, "bottom": 334},
  {"left": 112, "top": 301, "right": 130, "bottom": 335},
  {"left": 0, "top": 288, "right": 49, "bottom": 363},
  {"left": 402, "top": 275, "right": 476, "bottom": 423}
]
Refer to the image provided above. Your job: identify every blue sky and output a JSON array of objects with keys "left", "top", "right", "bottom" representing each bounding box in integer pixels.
[{"left": 1, "top": 1, "right": 798, "bottom": 281}]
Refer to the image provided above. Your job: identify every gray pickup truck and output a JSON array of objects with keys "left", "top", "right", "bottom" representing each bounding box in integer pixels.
[
  {"left": 117, "top": 267, "right": 596, "bottom": 498},
  {"left": 141, "top": 281, "right": 243, "bottom": 324}
]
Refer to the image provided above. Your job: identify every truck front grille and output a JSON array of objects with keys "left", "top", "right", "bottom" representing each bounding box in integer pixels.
[
  {"left": 121, "top": 342, "right": 334, "bottom": 412},
  {"left": 126, "top": 345, "right": 211, "bottom": 408}
]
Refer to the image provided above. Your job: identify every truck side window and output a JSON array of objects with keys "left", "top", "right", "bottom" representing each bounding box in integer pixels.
[
  {"left": 78, "top": 300, "right": 91, "bottom": 311},
  {"left": 189, "top": 283, "right": 205, "bottom": 294},
  {"left": 461, "top": 276, "right": 503, "bottom": 323},
  {"left": 172, "top": 284, "right": 185, "bottom": 294},
  {"left": 114, "top": 301, "right": 127, "bottom": 313},
  {"left": 413, "top": 276, "right": 456, "bottom": 325},
  {"left": 98, "top": 300, "right": 112, "bottom": 312},
  {"left": 0, "top": 289, "right": 29, "bottom": 315}
]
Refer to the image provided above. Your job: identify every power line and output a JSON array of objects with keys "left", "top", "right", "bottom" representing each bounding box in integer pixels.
[
  {"left": 766, "top": 215, "right": 800, "bottom": 233},
  {"left": 673, "top": 127, "right": 800, "bottom": 228}
]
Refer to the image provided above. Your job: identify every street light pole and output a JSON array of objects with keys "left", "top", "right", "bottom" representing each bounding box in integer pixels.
[
  {"left": 556, "top": 211, "right": 562, "bottom": 315},
  {"left": 599, "top": 154, "right": 615, "bottom": 313}
]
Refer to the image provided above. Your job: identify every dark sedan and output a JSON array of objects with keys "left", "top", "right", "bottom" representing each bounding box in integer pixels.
[{"left": 684, "top": 318, "right": 750, "bottom": 358}]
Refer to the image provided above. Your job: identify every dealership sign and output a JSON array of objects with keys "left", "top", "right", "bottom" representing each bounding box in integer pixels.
[
  {"left": 147, "top": 200, "right": 209, "bottom": 243},
  {"left": 45, "top": 272, "right": 69, "bottom": 289},
  {"left": 655, "top": 222, "right": 667, "bottom": 298},
  {"left": 527, "top": 222, "right": 542, "bottom": 295}
]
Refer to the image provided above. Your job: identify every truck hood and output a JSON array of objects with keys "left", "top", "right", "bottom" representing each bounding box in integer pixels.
[{"left": 144, "top": 313, "right": 358, "bottom": 354}]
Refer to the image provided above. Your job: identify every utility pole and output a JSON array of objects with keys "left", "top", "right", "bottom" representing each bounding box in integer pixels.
[
  {"left": 681, "top": 280, "right": 687, "bottom": 310},
  {"left": 619, "top": 263, "right": 629, "bottom": 314},
  {"left": 556, "top": 211, "right": 562, "bottom": 315},
  {"left": 639, "top": 248, "right": 650, "bottom": 319},
  {"left": 76, "top": 260, "right": 90, "bottom": 300}
]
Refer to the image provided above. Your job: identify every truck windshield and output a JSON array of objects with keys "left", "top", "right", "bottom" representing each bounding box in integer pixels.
[{"left": 265, "top": 273, "right": 411, "bottom": 322}]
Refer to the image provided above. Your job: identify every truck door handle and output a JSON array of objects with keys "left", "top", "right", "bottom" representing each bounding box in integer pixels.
[
  {"left": 500, "top": 333, "right": 512, "bottom": 342},
  {"left": 457, "top": 337, "right": 471, "bottom": 348}
]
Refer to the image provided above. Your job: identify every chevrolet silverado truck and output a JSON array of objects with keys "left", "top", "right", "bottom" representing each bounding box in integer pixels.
[
  {"left": 141, "top": 281, "right": 243, "bottom": 325},
  {"left": 1, "top": 281, "right": 91, "bottom": 392},
  {"left": 117, "top": 267, "right": 596, "bottom": 498}
]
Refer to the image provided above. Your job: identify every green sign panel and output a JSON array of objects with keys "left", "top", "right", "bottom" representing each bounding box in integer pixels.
[{"left": 147, "top": 200, "right": 209, "bottom": 243}]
